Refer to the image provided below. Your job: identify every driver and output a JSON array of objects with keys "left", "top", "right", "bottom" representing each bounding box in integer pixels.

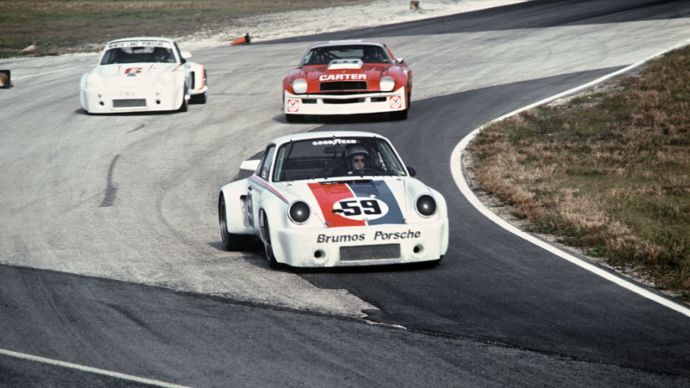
[
  {"left": 153, "top": 47, "right": 172, "bottom": 63},
  {"left": 346, "top": 145, "right": 369, "bottom": 174}
]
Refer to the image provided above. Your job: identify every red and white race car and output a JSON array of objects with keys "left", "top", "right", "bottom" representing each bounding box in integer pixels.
[{"left": 282, "top": 40, "right": 412, "bottom": 121}]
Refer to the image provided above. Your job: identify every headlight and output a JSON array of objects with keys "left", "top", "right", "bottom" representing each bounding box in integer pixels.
[
  {"left": 288, "top": 201, "right": 310, "bottom": 224},
  {"left": 86, "top": 74, "right": 105, "bottom": 89},
  {"left": 416, "top": 195, "right": 436, "bottom": 217},
  {"left": 160, "top": 71, "right": 177, "bottom": 86},
  {"left": 292, "top": 78, "right": 307, "bottom": 94},
  {"left": 379, "top": 76, "right": 395, "bottom": 92}
]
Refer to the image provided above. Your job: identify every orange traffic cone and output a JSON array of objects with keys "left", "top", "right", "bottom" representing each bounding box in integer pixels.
[{"left": 230, "top": 33, "right": 251, "bottom": 46}]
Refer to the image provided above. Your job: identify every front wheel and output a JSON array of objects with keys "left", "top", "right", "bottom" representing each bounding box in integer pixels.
[
  {"left": 391, "top": 90, "right": 411, "bottom": 120},
  {"left": 285, "top": 114, "right": 303, "bottom": 123},
  {"left": 178, "top": 87, "right": 189, "bottom": 112}
]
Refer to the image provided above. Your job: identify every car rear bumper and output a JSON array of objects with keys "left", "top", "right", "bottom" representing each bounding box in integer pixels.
[
  {"left": 283, "top": 86, "right": 407, "bottom": 116},
  {"left": 270, "top": 218, "right": 448, "bottom": 267}
]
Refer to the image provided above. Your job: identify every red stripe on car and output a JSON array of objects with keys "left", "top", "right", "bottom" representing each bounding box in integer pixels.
[{"left": 308, "top": 183, "right": 366, "bottom": 228}]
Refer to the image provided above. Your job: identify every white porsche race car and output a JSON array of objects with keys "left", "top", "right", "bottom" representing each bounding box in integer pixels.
[
  {"left": 218, "top": 131, "right": 449, "bottom": 268},
  {"left": 80, "top": 37, "right": 207, "bottom": 114}
]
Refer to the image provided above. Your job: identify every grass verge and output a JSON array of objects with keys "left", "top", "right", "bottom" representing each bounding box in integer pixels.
[
  {"left": 466, "top": 45, "right": 690, "bottom": 302},
  {"left": 0, "top": 0, "right": 368, "bottom": 58}
]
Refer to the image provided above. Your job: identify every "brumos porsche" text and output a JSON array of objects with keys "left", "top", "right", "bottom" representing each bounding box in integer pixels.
[{"left": 316, "top": 230, "right": 421, "bottom": 244}]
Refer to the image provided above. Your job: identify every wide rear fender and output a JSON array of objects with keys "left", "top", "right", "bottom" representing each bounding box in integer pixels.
[
  {"left": 258, "top": 194, "right": 290, "bottom": 232},
  {"left": 219, "top": 179, "right": 254, "bottom": 235},
  {"left": 187, "top": 62, "right": 207, "bottom": 92}
]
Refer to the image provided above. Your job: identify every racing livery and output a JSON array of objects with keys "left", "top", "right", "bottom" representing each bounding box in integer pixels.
[
  {"left": 218, "top": 131, "right": 448, "bottom": 268},
  {"left": 282, "top": 40, "right": 412, "bottom": 121},
  {"left": 80, "top": 37, "right": 207, "bottom": 114}
]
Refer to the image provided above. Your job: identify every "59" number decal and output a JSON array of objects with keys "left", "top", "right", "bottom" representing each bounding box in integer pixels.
[{"left": 332, "top": 197, "right": 389, "bottom": 221}]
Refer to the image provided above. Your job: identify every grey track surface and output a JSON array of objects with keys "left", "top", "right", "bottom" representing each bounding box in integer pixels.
[
  {"left": 1, "top": 0, "right": 689, "bottom": 385},
  {"left": 1, "top": 264, "right": 687, "bottom": 387}
]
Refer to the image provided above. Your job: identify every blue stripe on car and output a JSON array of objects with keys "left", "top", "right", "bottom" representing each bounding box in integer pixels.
[{"left": 348, "top": 181, "right": 405, "bottom": 225}]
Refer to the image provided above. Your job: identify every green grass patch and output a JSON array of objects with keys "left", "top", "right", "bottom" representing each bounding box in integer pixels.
[
  {"left": 467, "top": 45, "right": 690, "bottom": 300},
  {"left": 0, "top": 0, "right": 370, "bottom": 58}
]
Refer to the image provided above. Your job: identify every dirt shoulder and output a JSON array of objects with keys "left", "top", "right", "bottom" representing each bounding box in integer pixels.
[{"left": 464, "top": 45, "right": 690, "bottom": 303}]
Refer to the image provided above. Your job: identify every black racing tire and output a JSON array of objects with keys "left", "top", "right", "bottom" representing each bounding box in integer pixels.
[
  {"left": 191, "top": 91, "right": 207, "bottom": 104},
  {"left": 285, "top": 114, "right": 302, "bottom": 123},
  {"left": 260, "top": 210, "right": 280, "bottom": 269},
  {"left": 391, "top": 90, "right": 411, "bottom": 120},
  {"left": 178, "top": 87, "right": 189, "bottom": 112},
  {"left": 218, "top": 194, "right": 249, "bottom": 251},
  {"left": 393, "top": 108, "right": 408, "bottom": 120}
]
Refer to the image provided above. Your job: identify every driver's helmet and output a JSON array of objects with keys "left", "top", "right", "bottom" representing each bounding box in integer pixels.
[
  {"left": 346, "top": 145, "right": 369, "bottom": 170},
  {"left": 346, "top": 145, "right": 369, "bottom": 159},
  {"left": 153, "top": 47, "right": 170, "bottom": 62}
]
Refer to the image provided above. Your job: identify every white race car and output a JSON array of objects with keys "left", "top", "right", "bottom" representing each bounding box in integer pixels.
[
  {"left": 218, "top": 131, "right": 449, "bottom": 268},
  {"left": 80, "top": 37, "right": 207, "bottom": 114}
]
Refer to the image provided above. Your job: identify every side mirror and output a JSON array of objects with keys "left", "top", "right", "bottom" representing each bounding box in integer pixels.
[
  {"left": 407, "top": 166, "right": 416, "bottom": 177},
  {"left": 397, "top": 57, "right": 405, "bottom": 64},
  {"left": 181, "top": 51, "right": 192, "bottom": 59}
]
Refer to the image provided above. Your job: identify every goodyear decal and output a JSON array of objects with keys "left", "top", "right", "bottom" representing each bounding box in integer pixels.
[{"left": 308, "top": 181, "right": 404, "bottom": 228}]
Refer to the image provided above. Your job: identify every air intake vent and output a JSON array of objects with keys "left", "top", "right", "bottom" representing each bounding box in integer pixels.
[
  {"left": 328, "top": 59, "right": 363, "bottom": 70},
  {"left": 340, "top": 244, "right": 400, "bottom": 260},
  {"left": 320, "top": 82, "right": 367, "bottom": 92},
  {"left": 113, "top": 99, "right": 146, "bottom": 108}
]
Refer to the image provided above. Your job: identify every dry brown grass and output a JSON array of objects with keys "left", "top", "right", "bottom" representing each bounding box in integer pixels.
[{"left": 467, "top": 45, "right": 690, "bottom": 301}]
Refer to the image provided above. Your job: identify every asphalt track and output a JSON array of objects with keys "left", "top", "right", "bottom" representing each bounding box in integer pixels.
[{"left": 1, "top": 0, "right": 690, "bottom": 386}]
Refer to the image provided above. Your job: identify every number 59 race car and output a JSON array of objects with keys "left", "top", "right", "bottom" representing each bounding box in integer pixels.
[
  {"left": 218, "top": 131, "right": 448, "bottom": 268},
  {"left": 80, "top": 37, "right": 207, "bottom": 114},
  {"left": 282, "top": 40, "right": 412, "bottom": 122}
]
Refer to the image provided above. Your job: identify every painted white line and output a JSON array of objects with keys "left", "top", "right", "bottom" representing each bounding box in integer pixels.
[
  {"left": 364, "top": 319, "right": 408, "bottom": 330},
  {"left": 0, "top": 348, "right": 190, "bottom": 388},
  {"left": 450, "top": 38, "right": 690, "bottom": 318},
  {"left": 13, "top": 68, "right": 75, "bottom": 80}
]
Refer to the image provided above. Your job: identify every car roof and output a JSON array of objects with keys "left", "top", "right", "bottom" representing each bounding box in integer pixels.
[
  {"left": 270, "top": 131, "right": 387, "bottom": 146},
  {"left": 107, "top": 37, "right": 175, "bottom": 45},
  {"left": 308, "top": 40, "right": 385, "bottom": 49}
]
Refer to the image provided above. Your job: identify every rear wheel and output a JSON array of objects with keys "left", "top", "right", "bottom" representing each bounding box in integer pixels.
[
  {"left": 260, "top": 210, "right": 280, "bottom": 269},
  {"left": 191, "top": 90, "right": 207, "bottom": 104},
  {"left": 218, "top": 194, "right": 248, "bottom": 251}
]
